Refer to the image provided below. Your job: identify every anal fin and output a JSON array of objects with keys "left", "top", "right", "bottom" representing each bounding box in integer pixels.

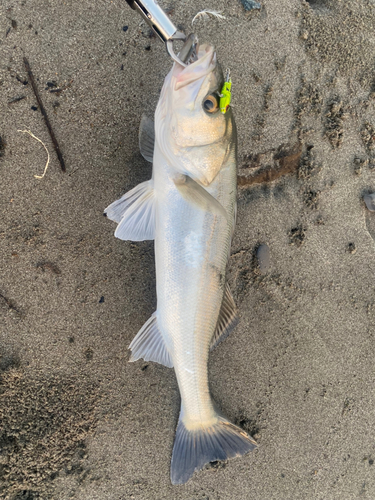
[
  {"left": 210, "top": 284, "right": 238, "bottom": 349},
  {"left": 129, "top": 313, "right": 173, "bottom": 368}
]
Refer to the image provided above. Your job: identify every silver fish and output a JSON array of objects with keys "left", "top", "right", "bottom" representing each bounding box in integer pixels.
[{"left": 105, "top": 41, "right": 256, "bottom": 484}]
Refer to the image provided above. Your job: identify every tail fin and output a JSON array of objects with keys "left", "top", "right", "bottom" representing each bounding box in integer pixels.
[{"left": 170, "top": 409, "right": 257, "bottom": 485}]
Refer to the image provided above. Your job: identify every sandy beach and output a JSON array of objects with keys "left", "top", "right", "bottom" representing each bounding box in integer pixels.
[{"left": 1, "top": 0, "right": 375, "bottom": 498}]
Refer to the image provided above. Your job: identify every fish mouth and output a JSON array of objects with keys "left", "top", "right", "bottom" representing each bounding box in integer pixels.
[
  {"left": 178, "top": 33, "right": 200, "bottom": 65},
  {"left": 167, "top": 33, "right": 201, "bottom": 67},
  {"left": 177, "top": 34, "right": 215, "bottom": 67},
  {"left": 173, "top": 40, "right": 216, "bottom": 91}
]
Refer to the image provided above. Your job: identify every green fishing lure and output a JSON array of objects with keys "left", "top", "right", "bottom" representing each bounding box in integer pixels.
[{"left": 220, "top": 69, "right": 232, "bottom": 114}]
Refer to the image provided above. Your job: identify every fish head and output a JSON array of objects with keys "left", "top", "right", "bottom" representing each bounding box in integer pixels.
[{"left": 156, "top": 44, "right": 235, "bottom": 186}]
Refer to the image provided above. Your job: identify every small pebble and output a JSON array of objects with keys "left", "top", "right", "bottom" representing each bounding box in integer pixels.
[
  {"left": 348, "top": 243, "right": 356, "bottom": 254},
  {"left": 364, "top": 193, "right": 375, "bottom": 211},
  {"left": 85, "top": 348, "right": 94, "bottom": 361},
  {"left": 256, "top": 244, "right": 270, "bottom": 274},
  {"left": 122, "top": 26, "right": 128, "bottom": 32},
  {"left": 240, "top": 0, "right": 261, "bottom": 10}
]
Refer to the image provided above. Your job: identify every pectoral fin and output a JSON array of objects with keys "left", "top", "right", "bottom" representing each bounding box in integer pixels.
[
  {"left": 139, "top": 114, "right": 155, "bottom": 162},
  {"left": 210, "top": 284, "right": 238, "bottom": 349},
  {"left": 173, "top": 175, "right": 228, "bottom": 220}
]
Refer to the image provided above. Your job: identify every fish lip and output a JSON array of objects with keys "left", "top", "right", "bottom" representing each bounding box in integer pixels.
[{"left": 174, "top": 45, "right": 216, "bottom": 91}]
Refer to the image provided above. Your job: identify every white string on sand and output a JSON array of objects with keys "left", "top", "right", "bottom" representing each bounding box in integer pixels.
[
  {"left": 17, "top": 129, "right": 50, "bottom": 179},
  {"left": 192, "top": 10, "right": 226, "bottom": 26}
]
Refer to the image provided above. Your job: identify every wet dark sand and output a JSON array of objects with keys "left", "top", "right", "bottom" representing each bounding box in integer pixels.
[{"left": 1, "top": 0, "right": 375, "bottom": 498}]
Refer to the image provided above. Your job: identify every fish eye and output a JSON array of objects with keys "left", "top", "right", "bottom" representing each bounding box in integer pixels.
[{"left": 203, "top": 94, "right": 219, "bottom": 113}]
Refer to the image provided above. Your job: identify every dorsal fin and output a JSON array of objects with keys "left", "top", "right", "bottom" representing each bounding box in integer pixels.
[{"left": 211, "top": 284, "right": 238, "bottom": 349}]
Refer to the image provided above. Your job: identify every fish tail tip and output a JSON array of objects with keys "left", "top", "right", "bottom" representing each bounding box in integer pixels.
[{"left": 170, "top": 412, "right": 257, "bottom": 484}]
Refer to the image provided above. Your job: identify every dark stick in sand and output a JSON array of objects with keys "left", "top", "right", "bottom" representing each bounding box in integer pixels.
[{"left": 23, "top": 57, "right": 66, "bottom": 172}]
